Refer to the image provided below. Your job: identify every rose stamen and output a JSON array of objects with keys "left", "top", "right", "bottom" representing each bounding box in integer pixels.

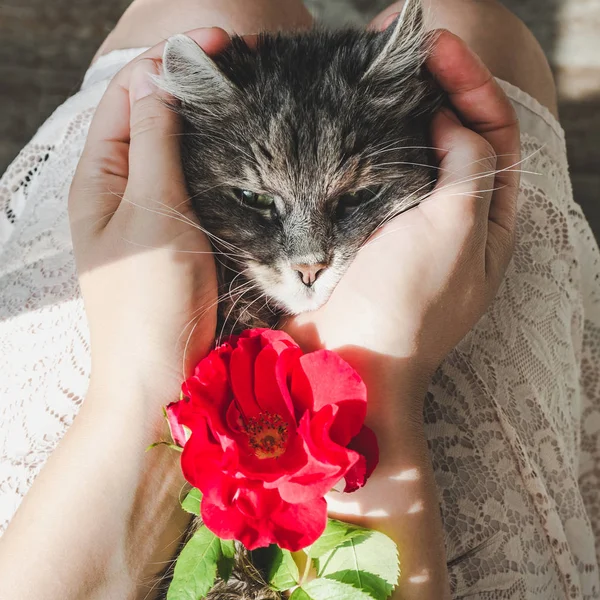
[{"left": 245, "top": 412, "right": 289, "bottom": 459}]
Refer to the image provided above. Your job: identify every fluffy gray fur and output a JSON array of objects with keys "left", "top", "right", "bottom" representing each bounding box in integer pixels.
[
  {"left": 156, "top": 2, "right": 442, "bottom": 597},
  {"left": 158, "top": 0, "right": 443, "bottom": 340}
]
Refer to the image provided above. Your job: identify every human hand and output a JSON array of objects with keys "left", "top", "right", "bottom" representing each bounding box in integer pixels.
[
  {"left": 69, "top": 29, "right": 235, "bottom": 403},
  {"left": 285, "top": 30, "right": 520, "bottom": 412}
]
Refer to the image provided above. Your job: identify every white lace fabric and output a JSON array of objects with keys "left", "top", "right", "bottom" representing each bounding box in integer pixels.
[{"left": 1, "top": 49, "right": 599, "bottom": 599}]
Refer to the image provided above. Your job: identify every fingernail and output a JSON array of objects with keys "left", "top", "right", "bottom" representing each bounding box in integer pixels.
[
  {"left": 381, "top": 12, "right": 400, "bottom": 31},
  {"left": 192, "top": 26, "right": 231, "bottom": 52},
  {"left": 130, "top": 60, "right": 159, "bottom": 105}
]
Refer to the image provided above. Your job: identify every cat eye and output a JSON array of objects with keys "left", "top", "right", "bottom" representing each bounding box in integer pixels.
[
  {"left": 337, "top": 187, "right": 381, "bottom": 217},
  {"left": 234, "top": 188, "right": 275, "bottom": 210}
]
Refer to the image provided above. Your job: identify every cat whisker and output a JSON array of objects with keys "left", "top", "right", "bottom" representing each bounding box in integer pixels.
[
  {"left": 118, "top": 195, "right": 205, "bottom": 230},
  {"left": 371, "top": 160, "right": 443, "bottom": 171},
  {"left": 177, "top": 291, "right": 253, "bottom": 359},
  {"left": 367, "top": 149, "right": 541, "bottom": 237},
  {"left": 184, "top": 181, "right": 229, "bottom": 205},
  {"left": 171, "top": 132, "right": 255, "bottom": 162},
  {"left": 363, "top": 144, "right": 442, "bottom": 160},
  {"left": 124, "top": 190, "right": 252, "bottom": 260},
  {"left": 217, "top": 284, "right": 262, "bottom": 344},
  {"left": 224, "top": 291, "right": 269, "bottom": 341},
  {"left": 176, "top": 278, "right": 257, "bottom": 348},
  {"left": 144, "top": 200, "right": 251, "bottom": 258},
  {"left": 227, "top": 268, "right": 253, "bottom": 300},
  {"left": 120, "top": 237, "right": 250, "bottom": 261},
  {"left": 364, "top": 185, "right": 510, "bottom": 248},
  {"left": 181, "top": 310, "right": 210, "bottom": 378},
  {"left": 115, "top": 194, "right": 252, "bottom": 267},
  {"left": 113, "top": 195, "right": 251, "bottom": 266}
]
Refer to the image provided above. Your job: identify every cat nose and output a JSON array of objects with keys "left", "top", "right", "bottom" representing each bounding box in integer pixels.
[{"left": 292, "top": 263, "right": 327, "bottom": 288}]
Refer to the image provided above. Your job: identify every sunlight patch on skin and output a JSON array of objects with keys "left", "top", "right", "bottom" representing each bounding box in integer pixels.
[
  {"left": 325, "top": 497, "right": 364, "bottom": 515},
  {"left": 390, "top": 468, "right": 420, "bottom": 481},
  {"left": 363, "top": 508, "right": 388, "bottom": 518},
  {"left": 406, "top": 500, "right": 423, "bottom": 514},
  {"left": 408, "top": 569, "right": 430, "bottom": 584}
]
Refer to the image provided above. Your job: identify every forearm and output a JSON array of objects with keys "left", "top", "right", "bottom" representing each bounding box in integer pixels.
[
  {"left": 328, "top": 361, "right": 451, "bottom": 600},
  {"left": 0, "top": 377, "right": 189, "bottom": 600}
]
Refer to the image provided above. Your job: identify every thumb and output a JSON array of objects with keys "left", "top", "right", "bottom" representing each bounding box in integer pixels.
[
  {"left": 127, "top": 59, "right": 188, "bottom": 210},
  {"left": 422, "top": 107, "right": 496, "bottom": 233}
]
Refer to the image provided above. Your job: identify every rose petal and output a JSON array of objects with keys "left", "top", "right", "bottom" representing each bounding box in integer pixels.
[
  {"left": 201, "top": 497, "right": 269, "bottom": 550},
  {"left": 201, "top": 491, "right": 327, "bottom": 552},
  {"left": 342, "top": 454, "right": 367, "bottom": 493},
  {"left": 292, "top": 351, "right": 367, "bottom": 444},
  {"left": 248, "top": 328, "right": 296, "bottom": 348},
  {"left": 277, "top": 407, "right": 357, "bottom": 503},
  {"left": 180, "top": 418, "right": 230, "bottom": 502},
  {"left": 235, "top": 485, "right": 283, "bottom": 519},
  {"left": 229, "top": 339, "right": 263, "bottom": 420},
  {"left": 344, "top": 425, "right": 380, "bottom": 492},
  {"left": 253, "top": 345, "right": 300, "bottom": 420},
  {"left": 165, "top": 399, "right": 192, "bottom": 447},
  {"left": 268, "top": 496, "right": 328, "bottom": 551},
  {"left": 184, "top": 347, "right": 231, "bottom": 405}
]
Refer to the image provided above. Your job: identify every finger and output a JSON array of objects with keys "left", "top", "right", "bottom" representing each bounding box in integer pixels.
[
  {"left": 426, "top": 30, "right": 520, "bottom": 239},
  {"left": 70, "top": 27, "right": 230, "bottom": 231},
  {"left": 368, "top": 10, "right": 401, "bottom": 31},
  {"left": 84, "top": 27, "right": 230, "bottom": 161},
  {"left": 420, "top": 108, "right": 496, "bottom": 247},
  {"left": 367, "top": 0, "right": 404, "bottom": 31},
  {"left": 124, "top": 58, "right": 189, "bottom": 215}
]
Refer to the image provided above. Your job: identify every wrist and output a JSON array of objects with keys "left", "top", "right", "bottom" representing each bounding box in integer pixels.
[
  {"left": 88, "top": 356, "right": 184, "bottom": 413},
  {"left": 76, "top": 394, "right": 189, "bottom": 596},
  {"left": 333, "top": 346, "right": 433, "bottom": 415},
  {"left": 327, "top": 348, "right": 433, "bottom": 476},
  {"left": 283, "top": 313, "right": 437, "bottom": 411}
]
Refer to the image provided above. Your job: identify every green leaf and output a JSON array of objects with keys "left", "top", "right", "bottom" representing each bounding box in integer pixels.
[
  {"left": 217, "top": 539, "right": 236, "bottom": 582},
  {"left": 181, "top": 488, "right": 202, "bottom": 515},
  {"left": 325, "top": 571, "right": 393, "bottom": 600},
  {"left": 167, "top": 526, "right": 221, "bottom": 600},
  {"left": 307, "top": 519, "right": 366, "bottom": 559},
  {"left": 289, "top": 587, "right": 312, "bottom": 600},
  {"left": 145, "top": 441, "right": 183, "bottom": 453},
  {"left": 294, "top": 578, "right": 375, "bottom": 600},
  {"left": 316, "top": 531, "right": 400, "bottom": 600},
  {"left": 267, "top": 547, "right": 300, "bottom": 591}
]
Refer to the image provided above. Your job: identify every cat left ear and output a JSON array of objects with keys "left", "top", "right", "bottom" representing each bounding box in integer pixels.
[
  {"left": 364, "top": 0, "right": 430, "bottom": 84},
  {"left": 157, "top": 34, "right": 234, "bottom": 104}
]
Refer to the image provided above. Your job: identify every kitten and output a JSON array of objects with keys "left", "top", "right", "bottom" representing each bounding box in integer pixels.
[
  {"left": 158, "top": 0, "right": 443, "bottom": 339},
  {"left": 155, "top": 1, "right": 443, "bottom": 597}
]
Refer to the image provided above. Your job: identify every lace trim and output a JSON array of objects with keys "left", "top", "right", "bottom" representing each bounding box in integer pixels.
[{"left": 497, "top": 78, "right": 565, "bottom": 145}]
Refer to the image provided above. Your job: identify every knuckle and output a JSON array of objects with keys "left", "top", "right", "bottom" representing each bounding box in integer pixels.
[
  {"left": 473, "top": 136, "right": 497, "bottom": 167},
  {"left": 456, "top": 129, "right": 497, "bottom": 172}
]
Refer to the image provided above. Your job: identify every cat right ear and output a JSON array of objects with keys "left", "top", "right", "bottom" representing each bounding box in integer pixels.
[
  {"left": 158, "top": 34, "right": 234, "bottom": 104},
  {"left": 364, "top": 0, "right": 429, "bottom": 85}
]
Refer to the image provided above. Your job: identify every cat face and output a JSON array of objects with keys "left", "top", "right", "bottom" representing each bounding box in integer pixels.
[{"left": 160, "top": 1, "right": 442, "bottom": 317}]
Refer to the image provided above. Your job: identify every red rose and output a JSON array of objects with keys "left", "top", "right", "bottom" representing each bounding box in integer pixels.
[{"left": 166, "top": 329, "right": 379, "bottom": 552}]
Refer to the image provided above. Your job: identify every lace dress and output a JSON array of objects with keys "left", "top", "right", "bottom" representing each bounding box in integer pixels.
[{"left": 1, "top": 48, "right": 599, "bottom": 600}]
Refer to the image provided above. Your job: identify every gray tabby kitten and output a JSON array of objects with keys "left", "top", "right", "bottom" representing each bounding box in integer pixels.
[
  {"left": 155, "top": 1, "right": 443, "bottom": 597},
  {"left": 158, "top": 0, "right": 443, "bottom": 339}
]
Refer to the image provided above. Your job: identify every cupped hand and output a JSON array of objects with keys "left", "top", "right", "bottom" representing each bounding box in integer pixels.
[
  {"left": 69, "top": 28, "right": 232, "bottom": 402},
  {"left": 285, "top": 30, "right": 520, "bottom": 407}
]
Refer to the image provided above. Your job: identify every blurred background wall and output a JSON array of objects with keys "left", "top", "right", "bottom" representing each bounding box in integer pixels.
[{"left": 0, "top": 0, "right": 598, "bottom": 235}]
